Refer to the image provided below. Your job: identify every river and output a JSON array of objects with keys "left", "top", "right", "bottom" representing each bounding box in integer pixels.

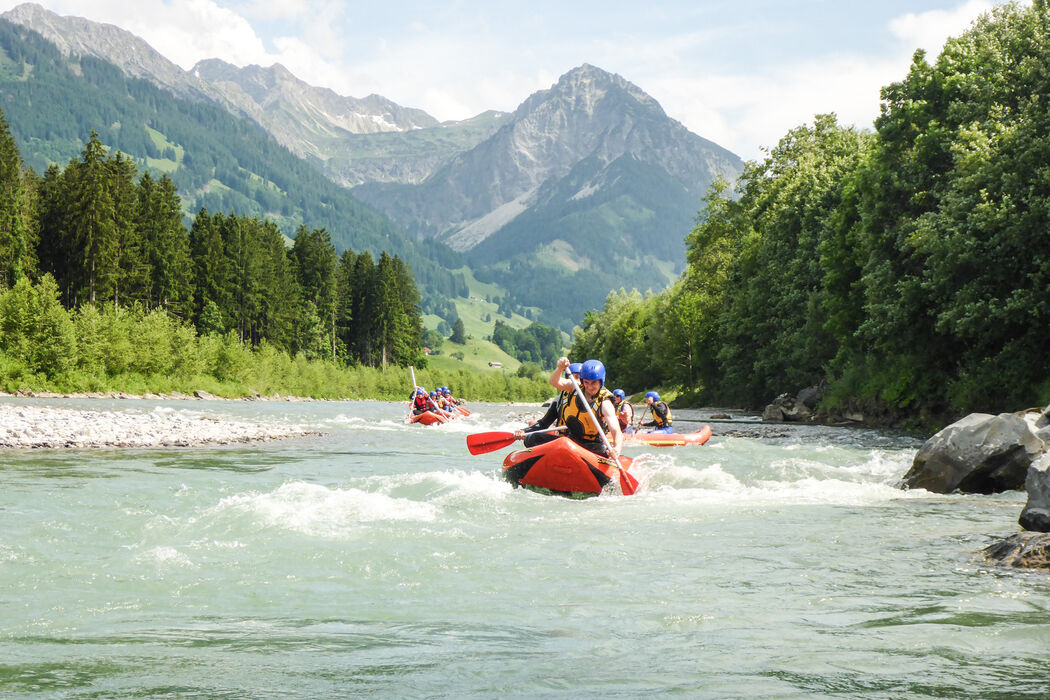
[{"left": 0, "top": 397, "right": 1046, "bottom": 698}]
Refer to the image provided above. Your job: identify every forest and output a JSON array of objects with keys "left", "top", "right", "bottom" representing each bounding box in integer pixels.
[
  {"left": 572, "top": 1, "right": 1050, "bottom": 429},
  {"left": 0, "top": 114, "right": 551, "bottom": 400},
  {"left": 0, "top": 17, "right": 469, "bottom": 314}
]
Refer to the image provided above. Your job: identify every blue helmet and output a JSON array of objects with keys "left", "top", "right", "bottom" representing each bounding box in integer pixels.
[
  {"left": 580, "top": 359, "right": 606, "bottom": 384},
  {"left": 613, "top": 389, "right": 626, "bottom": 400},
  {"left": 568, "top": 362, "right": 583, "bottom": 375},
  {"left": 430, "top": 391, "right": 438, "bottom": 397},
  {"left": 645, "top": 391, "right": 660, "bottom": 402},
  {"left": 416, "top": 387, "right": 425, "bottom": 395}
]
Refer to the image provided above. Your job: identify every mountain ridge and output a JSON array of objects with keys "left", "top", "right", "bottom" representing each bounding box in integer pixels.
[{"left": 0, "top": 3, "right": 745, "bottom": 329}]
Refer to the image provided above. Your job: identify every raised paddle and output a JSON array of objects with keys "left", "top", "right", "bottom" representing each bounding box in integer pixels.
[{"left": 466, "top": 426, "right": 566, "bottom": 455}]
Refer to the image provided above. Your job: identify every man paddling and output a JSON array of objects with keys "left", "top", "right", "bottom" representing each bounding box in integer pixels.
[
  {"left": 639, "top": 391, "right": 673, "bottom": 434},
  {"left": 550, "top": 357, "right": 623, "bottom": 460}
]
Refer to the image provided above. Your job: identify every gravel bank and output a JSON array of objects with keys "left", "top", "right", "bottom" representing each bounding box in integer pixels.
[{"left": 0, "top": 403, "right": 320, "bottom": 449}]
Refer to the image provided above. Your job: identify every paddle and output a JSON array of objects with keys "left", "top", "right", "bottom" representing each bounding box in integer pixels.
[
  {"left": 566, "top": 373, "right": 638, "bottom": 494},
  {"left": 466, "top": 425, "right": 566, "bottom": 455},
  {"left": 635, "top": 404, "right": 651, "bottom": 432}
]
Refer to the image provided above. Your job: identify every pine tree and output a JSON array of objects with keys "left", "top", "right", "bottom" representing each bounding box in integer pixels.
[
  {"left": 291, "top": 226, "right": 336, "bottom": 358},
  {"left": 0, "top": 107, "right": 38, "bottom": 287},
  {"left": 335, "top": 248, "right": 356, "bottom": 362},
  {"left": 108, "top": 151, "right": 144, "bottom": 307},
  {"left": 68, "top": 131, "right": 118, "bottom": 304}
]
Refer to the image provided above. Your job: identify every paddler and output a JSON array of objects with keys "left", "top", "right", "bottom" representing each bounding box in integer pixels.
[
  {"left": 639, "top": 391, "right": 673, "bottom": 434},
  {"left": 612, "top": 389, "right": 634, "bottom": 435},
  {"left": 550, "top": 357, "right": 622, "bottom": 460},
  {"left": 410, "top": 387, "right": 430, "bottom": 415},
  {"left": 512, "top": 362, "right": 581, "bottom": 447}
]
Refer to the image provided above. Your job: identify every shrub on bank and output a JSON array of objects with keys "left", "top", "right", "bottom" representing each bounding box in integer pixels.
[{"left": 0, "top": 276, "right": 551, "bottom": 401}]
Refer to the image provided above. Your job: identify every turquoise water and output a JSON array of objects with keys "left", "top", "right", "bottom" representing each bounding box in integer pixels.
[{"left": 0, "top": 398, "right": 1046, "bottom": 698}]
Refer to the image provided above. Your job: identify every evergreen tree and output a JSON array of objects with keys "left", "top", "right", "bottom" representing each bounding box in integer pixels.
[
  {"left": 450, "top": 317, "right": 466, "bottom": 344},
  {"left": 108, "top": 151, "right": 144, "bottom": 307},
  {"left": 0, "top": 107, "right": 38, "bottom": 287},
  {"left": 291, "top": 225, "right": 337, "bottom": 359},
  {"left": 67, "top": 131, "right": 118, "bottom": 304}
]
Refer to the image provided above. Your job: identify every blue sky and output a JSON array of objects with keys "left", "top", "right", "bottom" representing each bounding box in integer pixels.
[{"left": 0, "top": 0, "right": 1016, "bottom": 159}]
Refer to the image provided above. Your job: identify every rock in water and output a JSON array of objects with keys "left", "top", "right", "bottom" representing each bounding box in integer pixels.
[
  {"left": 983, "top": 532, "right": 1050, "bottom": 570},
  {"left": 1020, "top": 453, "right": 1050, "bottom": 531},
  {"left": 902, "top": 412, "right": 1045, "bottom": 494}
]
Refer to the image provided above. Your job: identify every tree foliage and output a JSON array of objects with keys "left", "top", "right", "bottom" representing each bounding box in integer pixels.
[{"left": 571, "top": 2, "right": 1050, "bottom": 427}]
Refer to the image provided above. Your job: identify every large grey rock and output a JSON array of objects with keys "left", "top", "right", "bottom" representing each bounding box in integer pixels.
[
  {"left": 1020, "top": 453, "right": 1050, "bottom": 531},
  {"left": 902, "top": 412, "right": 1045, "bottom": 494},
  {"left": 762, "top": 393, "right": 811, "bottom": 423},
  {"left": 983, "top": 532, "right": 1050, "bottom": 569}
]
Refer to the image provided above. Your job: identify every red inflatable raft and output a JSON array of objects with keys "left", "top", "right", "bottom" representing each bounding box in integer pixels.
[
  {"left": 502, "top": 437, "right": 637, "bottom": 498},
  {"left": 406, "top": 411, "right": 450, "bottom": 426},
  {"left": 624, "top": 424, "right": 712, "bottom": 447}
]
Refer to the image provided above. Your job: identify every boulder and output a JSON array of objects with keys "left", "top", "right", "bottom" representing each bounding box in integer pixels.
[
  {"left": 796, "top": 383, "right": 825, "bottom": 410},
  {"left": 762, "top": 393, "right": 811, "bottom": 422},
  {"left": 901, "top": 412, "right": 1046, "bottom": 494},
  {"left": 983, "top": 532, "right": 1050, "bottom": 570},
  {"left": 1020, "top": 453, "right": 1050, "bottom": 532}
]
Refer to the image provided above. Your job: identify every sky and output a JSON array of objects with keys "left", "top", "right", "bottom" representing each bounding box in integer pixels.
[{"left": 0, "top": 0, "right": 1021, "bottom": 160}]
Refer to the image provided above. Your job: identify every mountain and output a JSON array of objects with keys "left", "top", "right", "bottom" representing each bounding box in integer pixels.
[
  {"left": 1, "top": 4, "right": 745, "bottom": 330},
  {"left": 0, "top": 15, "right": 467, "bottom": 305},
  {"left": 352, "top": 64, "right": 744, "bottom": 327},
  {"left": 2, "top": 3, "right": 506, "bottom": 188}
]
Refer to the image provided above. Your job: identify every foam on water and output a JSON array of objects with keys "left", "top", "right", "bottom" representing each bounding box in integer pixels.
[{"left": 213, "top": 481, "right": 439, "bottom": 537}]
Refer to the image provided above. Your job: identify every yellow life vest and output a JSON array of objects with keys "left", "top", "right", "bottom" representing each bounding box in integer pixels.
[
  {"left": 560, "top": 387, "right": 614, "bottom": 443},
  {"left": 652, "top": 401, "right": 673, "bottom": 428}
]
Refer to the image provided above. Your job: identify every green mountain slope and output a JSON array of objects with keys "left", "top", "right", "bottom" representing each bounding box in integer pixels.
[
  {"left": 467, "top": 154, "right": 693, "bottom": 328},
  {"left": 0, "top": 18, "right": 466, "bottom": 302}
]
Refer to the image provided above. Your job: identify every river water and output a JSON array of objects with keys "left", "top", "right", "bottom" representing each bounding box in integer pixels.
[{"left": 1, "top": 398, "right": 1046, "bottom": 698}]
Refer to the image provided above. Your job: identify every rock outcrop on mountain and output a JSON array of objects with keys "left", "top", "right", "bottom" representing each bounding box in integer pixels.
[{"left": 353, "top": 64, "right": 742, "bottom": 251}]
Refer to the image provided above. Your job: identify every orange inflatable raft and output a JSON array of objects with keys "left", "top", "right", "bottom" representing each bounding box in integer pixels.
[
  {"left": 623, "top": 424, "right": 712, "bottom": 447},
  {"left": 502, "top": 437, "right": 637, "bottom": 498}
]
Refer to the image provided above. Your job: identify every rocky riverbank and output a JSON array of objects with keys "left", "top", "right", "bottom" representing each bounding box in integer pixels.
[{"left": 0, "top": 402, "right": 321, "bottom": 449}]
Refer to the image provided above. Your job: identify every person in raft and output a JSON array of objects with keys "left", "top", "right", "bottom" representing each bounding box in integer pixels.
[
  {"left": 548, "top": 357, "right": 623, "bottom": 460},
  {"left": 410, "top": 387, "right": 431, "bottom": 415},
  {"left": 612, "top": 389, "right": 635, "bottom": 435},
  {"left": 512, "top": 362, "right": 581, "bottom": 447},
  {"left": 639, "top": 391, "right": 674, "bottom": 434},
  {"left": 442, "top": 386, "right": 463, "bottom": 406}
]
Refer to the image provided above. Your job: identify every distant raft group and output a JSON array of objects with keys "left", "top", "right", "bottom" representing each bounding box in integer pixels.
[{"left": 406, "top": 385, "right": 470, "bottom": 425}]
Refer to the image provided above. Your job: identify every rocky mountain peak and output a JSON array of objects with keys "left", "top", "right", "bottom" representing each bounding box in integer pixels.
[{"left": 3, "top": 2, "right": 194, "bottom": 91}]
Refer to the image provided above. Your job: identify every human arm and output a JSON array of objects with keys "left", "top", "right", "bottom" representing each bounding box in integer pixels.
[
  {"left": 549, "top": 357, "right": 574, "bottom": 392},
  {"left": 516, "top": 400, "right": 559, "bottom": 439}
]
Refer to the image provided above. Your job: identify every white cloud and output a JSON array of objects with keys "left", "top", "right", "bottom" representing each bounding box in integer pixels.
[{"left": 888, "top": 0, "right": 995, "bottom": 57}]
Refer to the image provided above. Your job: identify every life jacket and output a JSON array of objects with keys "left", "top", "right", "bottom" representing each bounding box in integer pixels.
[
  {"left": 412, "top": 395, "right": 429, "bottom": 412},
  {"left": 560, "top": 386, "right": 615, "bottom": 443},
  {"left": 617, "top": 401, "right": 634, "bottom": 430},
  {"left": 652, "top": 401, "right": 673, "bottom": 428}
]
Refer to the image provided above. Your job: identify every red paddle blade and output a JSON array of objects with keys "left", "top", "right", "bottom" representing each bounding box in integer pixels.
[{"left": 466, "top": 431, "right": 517, "bottom": 455}]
